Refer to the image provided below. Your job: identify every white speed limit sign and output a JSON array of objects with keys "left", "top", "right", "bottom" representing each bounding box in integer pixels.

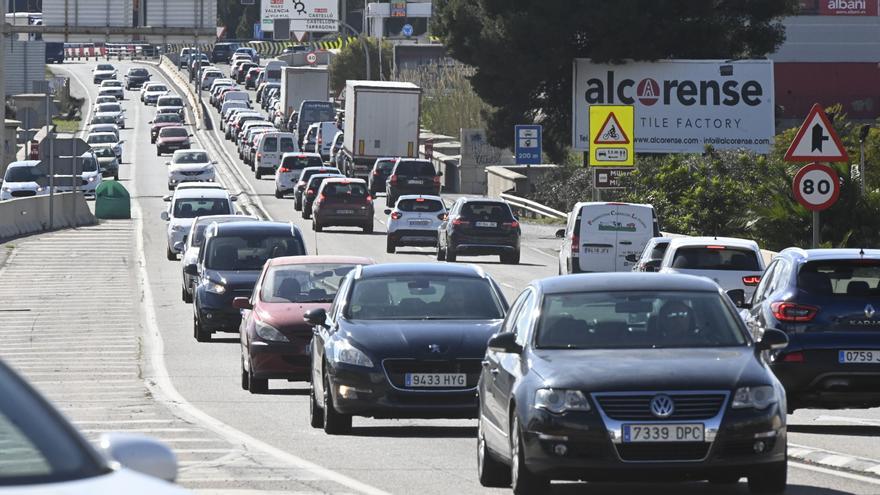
[
  {"left": 792, "top": 163, "right": 840, "bottom": 211},
  {"left": 306, "top": 52, "right": 318, "bottom": 65}
]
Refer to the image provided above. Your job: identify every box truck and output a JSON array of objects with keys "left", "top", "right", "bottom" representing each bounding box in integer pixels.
[{"left": 280, "top": 66, "right": 330, "bottom": 123}]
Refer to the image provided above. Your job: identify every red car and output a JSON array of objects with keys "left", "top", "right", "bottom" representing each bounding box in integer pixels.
[
  {"left": 155, "top": 126, "right": 192, "bottom": 156},
  {"left": 234, "top": 255, "right": 375, "bottom": 394},
  {"left": 149, "top": 113, "right": 183, "bottom": 144}
]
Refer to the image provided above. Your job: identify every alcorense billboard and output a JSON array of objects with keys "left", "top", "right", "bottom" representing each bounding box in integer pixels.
[{"left": 572, "top": 59, "right": 775, "bottom": 154}]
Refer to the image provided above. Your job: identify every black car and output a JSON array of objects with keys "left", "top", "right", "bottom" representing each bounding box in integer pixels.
[
  {"left": 211, "top": 42, "right": 237, "bottom": 63},
  {"left": 304, "top": 263, "right": 509, "bottom": 434},
  {"left": 438, "top": 198, "right": 521, "bottom": 264},
  {"left": 188, "top": 222, "right": 307, "bottom": 342},
  {"left": 123, "top": 67, "right": 151, "bottom": 89},
  {"left": 295, "top": 166, "right": 340, "bottom": 211},
  {"left": 741, "top": 248, "right": 880, "bottom": 412},
  {"left": 301, "top": 173, "right": 344, "bottom": 219},
  {"left": 367, "top": 157, "right": 396, "bottom": 196},
  {"left": 385, "top": 158, "right": 442, "bottom": 207},
  {"left": 477, "top": 273, "right": 789, "bottom": 494},
  {"left": 45, "top": 42, "right": 65, "bottom": 63}
]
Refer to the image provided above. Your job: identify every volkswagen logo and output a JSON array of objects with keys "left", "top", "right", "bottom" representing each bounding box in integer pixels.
[
  {"left": 428, "top": 344, "right": 443, "bottom": 354},
  {"left": 649, "top": 394, "right": 675, "bottom": 419},
  {"left": 866, "top": 305, "right": 876, "bottom": 319}
]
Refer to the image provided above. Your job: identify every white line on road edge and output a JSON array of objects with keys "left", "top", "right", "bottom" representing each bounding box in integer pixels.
[
  {"left": 791, "top": 459, "right": 880, "bottom": 485},
  {"left": 121, "top": 67, "right": 390, "bottom": 495}
]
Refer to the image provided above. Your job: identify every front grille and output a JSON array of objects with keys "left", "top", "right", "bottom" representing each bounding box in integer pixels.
[
  {"left": 180, "top": 171, "right": 205, "bottom": 176},
  {"left": 81, "top": 179, "right": 90, "bottom": 186},
  {"left": 10, "top": 190, "right": 36, "bottom": 198},
  {"left": 615, "top": 442, "right": 710, "bottom": 462},
  {"left": 383, "top": 359, "right": 482, "bottom": 389},
  {"left": 596, "top": 393, "right": 726, "bottom": 421}
]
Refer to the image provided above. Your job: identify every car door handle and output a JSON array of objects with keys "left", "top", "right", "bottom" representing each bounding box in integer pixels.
[
  {"left": 490, "top": 369, "right": 500, "bottom": 376},
  {"left": 481, "top": 360, "right": 490, "bottom": 368}
]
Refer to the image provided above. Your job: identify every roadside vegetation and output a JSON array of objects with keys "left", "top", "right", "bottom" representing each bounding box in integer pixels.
[
  {"left": 397, "top": 65, "right": 490, "bottom": 138},
  {"left": 328, "top": 38, "right": 393, "bottom": 96}
]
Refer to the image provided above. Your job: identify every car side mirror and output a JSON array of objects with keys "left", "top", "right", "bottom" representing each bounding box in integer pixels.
[
  {"left": 118, "top": 140, "right": 125, "bottom": 144},
  {"left": 97, "top": 433, "right": 178, "bottom": 482},
  {"left": 437, "top": 171, "right": 443, "bottom": 177},
  {"left": 555, "top": 228, "right": 566, "bottom": 239},
  {"left": 384, "top": 208, "right": 392, "bottom": 215},
  {"left": 183, "top": 264, "right": 199, "bottom": 276},
  {"left": 160, "top": 211, "right": 169, "bottom": 221},
  {"left": 487, "top": 332, "right": 522, "bottom": 354},
  {"left": 232, "top": 297, "right": 252, "bottom": 310},
  {"left": 147, "top": 120, "right": 153, "bottom": 124},
  {"left": 625, "top": 254, "right": 638, "bottom": 263},
  {"left": 726, "top": 289, "right": 750, "bottom": 309},
  {"left": 644, "top": 260, "right": 661, "bottom": 273},
  {"left": 162, "top": 195, "right": 171, "bottom": 202},
  {"left": 211, "top": 160, "right": 218, "bottom": 165},
  {"left": 304, "top": 308, "right": 328, "bottom": 327},
  {"left": 173, "top": 241, "right": 185, "bottom": 252},
  {"left": 230, "top": 195, "right": 238, "bottom": 202},
  {"left": 164, "top": 161, "right": 171, "bottom": 166},
  {"left": 756, "top": 328, "right": 788, "bottom": 351}
]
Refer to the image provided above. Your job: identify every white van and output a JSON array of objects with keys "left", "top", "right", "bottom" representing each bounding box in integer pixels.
[
  {"left": 314, "top": 121, "right": 341, "bottom": 161},
  {"left": 253, "top": 132, "right": 298, "bottom": 179},
  {"left": 556, "top": 202, "right": 659, "bottom": 274},
  {"left": 263, "top": 60, "right": 287, "bottom": 84}
]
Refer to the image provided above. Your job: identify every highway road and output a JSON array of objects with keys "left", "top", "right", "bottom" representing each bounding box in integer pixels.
[{"left": 37, "top": 58, "right": 880, "bottom": 495}]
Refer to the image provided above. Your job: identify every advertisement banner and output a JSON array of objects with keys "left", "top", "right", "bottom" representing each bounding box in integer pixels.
[
  {"left": 572, "top": 59, "right": 775, "bottom": 154},
  {"left": 261, "top": 0, "right": 339, "bottom": 32},
  {"left": 390, "top": 1, "right": 407, "bottom": 17},
  {"left": 800, "top": 0, "right": 879, "bottom": 15}
]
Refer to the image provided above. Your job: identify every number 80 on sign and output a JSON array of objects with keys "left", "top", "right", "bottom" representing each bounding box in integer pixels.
[{"left": 792, "top": 163, "right": 840, "bottom": 212}]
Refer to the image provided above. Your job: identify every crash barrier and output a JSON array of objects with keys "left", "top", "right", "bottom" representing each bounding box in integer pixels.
[
  {"left": 162, "top": 37, "right": 358, "bottom": 58},
  {"left": 158, "top": 56, "right": 204, "bottom": 129},
  {"left": 500, "top": 193, "right": 567, "bottom": 221},
  {"left": 0, "top": 192, "right": 97, "bottom": 242}
]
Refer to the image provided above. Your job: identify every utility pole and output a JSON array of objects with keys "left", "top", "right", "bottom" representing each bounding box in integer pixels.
[
  {"left": 859, "top": 124, "right": 870, "bottom": 196},
  {"left": 1, "top": 0, "right": 7, "bottom": 129}
]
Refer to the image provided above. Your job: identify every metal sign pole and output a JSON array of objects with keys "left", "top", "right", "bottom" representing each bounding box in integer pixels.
[
  {"left": 47, "top": 92, "right": 54, "bottom": 229},
  {"left": 812, "top": 211, "right": 820, "bottom": 248}
]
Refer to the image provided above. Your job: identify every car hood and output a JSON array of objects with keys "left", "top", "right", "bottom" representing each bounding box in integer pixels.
[
  {"left": 169, "top": 218, "right": 194, "bottom": 231},
  {"left": 205, "top": 269, "right": 261, "bottom": 291},
  {"left": 256, "top": 301, "right": 331, "bottom": 333},
  {"left": 170, "top": 163, "right": 212, "bottom": 173},
  {"left": 530, "top": 347, "right": 765, "bottom": 392},
  {"left": 2, "top": 181, "right": 41, "bottom": 191},
  {"left": 0, "top": 467, "right": 190, "bottom": 494},
  {"left": 339, "top": 319, "right": 503, "bottom": 360}
]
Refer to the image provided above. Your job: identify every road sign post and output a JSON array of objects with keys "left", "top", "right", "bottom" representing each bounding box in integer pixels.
[{"left": 792, "top": 163, "right": 840, "bottom": 248}]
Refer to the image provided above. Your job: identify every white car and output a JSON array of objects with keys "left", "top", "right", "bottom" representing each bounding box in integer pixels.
[
  {"left": 200, "top": 69, "right": 224, "bottom": 90},
  {"left": 233, "top": 46, "right": 259, "bottom": 64},
  {"left": 92, "top": 63, "right": 117, "bottom": 84},
  {"left": 166, "top": 149, "right": 217, "bottom": 190},
  {"left": 141, "top": 82, "right": 169, "bottom": 105},
  {"left": 86, "top": 132, "right": 124, "bottom": 161},
  {"left": 95, "top": 94, "right": 118, "bottom": 105},
  {"left": 53, "top": 151, "right": 103, "bottom": 196},
  {"left": 253, "top": 131, "right": 297, "bottom": 179},
  {"left": 384, "top": 195, "right": 447, "bottom": 253},
  {"left": 659, "top": 236, "right": 767, "bottom": 301},
  {"left": 156, "top": 94, "right": 186, "bottom": 119},
  {"left": 161, "top": 187, "right": 236, "bottom": 260},
  {"left": 179, "top": 214, "right": 257, "bottom": 303},
  {"left": 99, "top": 79, "right": 125, "bottom": 99},
  {"left": 94, "top": 102, "right": 126, "bottom": 128},
  {"left": 274, "top": 152, "right": 324, "bottom": 198},
  {"left": 87, "top": 123, "right": 120, "bottom": 140},
  {"left": 0, "top": 160, "right": 47, "bottom": 200}
]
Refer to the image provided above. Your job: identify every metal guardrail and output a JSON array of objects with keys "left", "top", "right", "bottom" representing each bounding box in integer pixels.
[{"left": 500, "top": 193, "right": 567, "bottom": 220}]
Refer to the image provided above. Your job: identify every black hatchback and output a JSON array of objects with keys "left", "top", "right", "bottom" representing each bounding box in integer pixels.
[
  {"left": 385, "top": 158, "right": 441, "bottom": 206},
  {"left": 741, "top": 248, "right": 880, "bottom": 412},
  {"left": 438, "top": 198, "right": 521, "bottom": 264},
  {"left": 477, "top": 273, "right": 789, "bottom": 494}
]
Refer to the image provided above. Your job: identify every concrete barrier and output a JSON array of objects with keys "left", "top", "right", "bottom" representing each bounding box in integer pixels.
[{"left": 0, "top": 192, "right": 97, "bottom": 242}]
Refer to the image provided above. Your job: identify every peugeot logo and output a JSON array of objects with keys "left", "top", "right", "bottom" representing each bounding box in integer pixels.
[
  {"left": 428, "top": 344, "right": 443, "bottom": 354},
  {"left": 649, "top": 394, "right": 675, "bottom": 419},
  {"left": 866, "top": 305, "right": 876, "bottom": 319}
]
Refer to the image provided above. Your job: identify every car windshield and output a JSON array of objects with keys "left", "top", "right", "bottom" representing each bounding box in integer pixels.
[
  {"left": 147, "top": 85, "right": 167, "bottom": 92},
  {"left": 395, "top": 161, "right": 435, "bottom": 176},
  {"left": 158, "top": 97, "right": 183, "bottom": 107},
  {"left": 96, "top": 64, "right": 113, "bottom": 70},
  {"left": 173, "top": 198, "right": 230, "bottom": 218},
  {"left": 300, "top": 103, "right": 335, "bottom": 123},
  {"left": 0, "top": 363, "right": 107, "bottom": 486},
  {"left": 397, "top": 198, "right": 444, "bottom": 213},
  {"left": 90, "top": 115, "right": 115, "bottom": 125},
  {"left": 174, "top": 151, "right": 209, "bottom": 164},
  {"left": 671, "top": 246, "right": 760, "bottom": 271},
  {"left": 535, "top": 291, "right": 747, "bottom": 350},
  {"left": 96, "top": 96, "right": 116, "bottom": 103},
  {"left": 103, "top": 81, "right": 122, "bottom": 87},
  {"left": 261, "top": 263, "right": 356, "bottom": 303},
  {"left": 129, "top": 68, "right": 148, "bottom": 76},
  {"left": 87, "top": 134, "right": 116, "bottom": 144},
  {"left": 96, "top": 104, "right": 120, "bottom": 113},
  {"left": 80, "top": 156, "right": 99, "bottom": 173},
  {"left": 154, "top": 114, "right": 181, "bottom": 123},
  {"left": 798, "top": 260, "right": 880, "bottom": 297},
  {"left": 460, "top": 202, "right": 514, "bottom": 221},
  {"left": 204, "top": 235, "right": 303, "bottom": 270},
  {"left": 92, "top": 147, "right": 116, "bottom": 158},
  {"left": 322, "top": 182, "right": 367, "bottom": 198},
  {"left": 5, "top": 166, "right": 44, "bottom": 182},
  {"left": 160, "top": 127, "right": 188, "bottom": 138},
  {"left": 347, "top": 275, "right": 504, "bottom": 320}
]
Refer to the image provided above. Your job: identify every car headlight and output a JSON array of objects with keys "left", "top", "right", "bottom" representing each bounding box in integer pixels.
[
  {"left": 88, "top": 176, "right": 96, "bottom": 182},
  {"left": 732, "top": 386, "right": 778, "bottom": 410},
  {"left": 329, "top": 340, "right": 373, "bottom": 368},
  {"left": 203, "top": 280, "right": 226, "bottom": 295},
  {"left": 2, "top": 186, "right": 10, "bottom": 192},
  {"left": 36, "top": 186, "right": 44, "bottom": 192},
  {"left": 534, "top": 389, "right": 591, "bottom": 413},
  {"left": 255, "top": 321, "right": 289, "bottom": 342}
]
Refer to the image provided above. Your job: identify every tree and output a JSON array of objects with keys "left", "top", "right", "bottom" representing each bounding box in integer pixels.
[
  {"left": 217, "top": 0, "right": 258, "bottom": 38},
  {"left": 328, "top": 38, "right": 393, "bottom": 95},
  {"left": 432, "top": 0, "right": 799, "bottom": 162}
]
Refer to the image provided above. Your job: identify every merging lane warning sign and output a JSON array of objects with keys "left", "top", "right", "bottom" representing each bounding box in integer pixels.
[
  {"left": 784, "top": 104, "right": 849, "bottom": 162},
  {"left": 589, "top": 105, "right": 634, "bottom": 166}
]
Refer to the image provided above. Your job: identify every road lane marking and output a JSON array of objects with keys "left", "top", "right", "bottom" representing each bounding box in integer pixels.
[{"left": 791, "top": 459, "right": 880, "bottom": 485}]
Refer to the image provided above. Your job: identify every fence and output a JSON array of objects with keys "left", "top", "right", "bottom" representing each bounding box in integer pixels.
[{"left": 500, "top": 193, "right": 567, "bottom": 221}]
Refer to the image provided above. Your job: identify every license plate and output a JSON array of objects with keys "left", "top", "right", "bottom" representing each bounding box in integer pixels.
[
  {"left": 409, "top": 220, "right": 430, "bottom": 226},
  {"left": 404, "top": 373, "right": 466, "bottom": 388},
  {"left": 839, "top": 350, "right": 880, "bottom": 363},
  {"left": 475, "top": 221, "right": 497, "bottom": 228},
  {"left": 408, "top": 179, "right": 425, "bottom": 185},
  {"left": 623, "top": 424, "right": 705, "bottom": 443},
  {"left": 336, "top": 209, "right": 355, "bottom": 215}
]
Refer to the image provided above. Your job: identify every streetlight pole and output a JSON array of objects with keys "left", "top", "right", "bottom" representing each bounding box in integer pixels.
[{"left": 338, "top": 20, "right": 371, "bottom": 80}]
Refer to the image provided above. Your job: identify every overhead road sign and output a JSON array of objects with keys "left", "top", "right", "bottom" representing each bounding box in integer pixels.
[
  {"left": 589, "top": 105, "right": 634, "bottom": 166},
  {"left": 784, "top": 104, "right": 850, "bottom": 162},
  {"left": 514, "top": 125, "right": 542, "bottom": 165},
  {"left": 792, "top": 163, "right": 840, "bottom": 211},
  {"left": 261, "top": 0, "right": 339, "bottom": 33}
]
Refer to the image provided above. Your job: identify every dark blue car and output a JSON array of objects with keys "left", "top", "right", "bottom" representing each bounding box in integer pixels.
[{"left": 742, "top": 248, "right": 880, "bottom": 412}]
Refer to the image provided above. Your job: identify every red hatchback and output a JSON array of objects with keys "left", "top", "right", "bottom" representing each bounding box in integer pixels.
[{"left": 235, "top": 255, "right": 374, "bottom": 394}]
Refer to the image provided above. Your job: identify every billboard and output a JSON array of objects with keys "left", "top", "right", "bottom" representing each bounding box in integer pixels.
[
  {"left": 799, "top": 0, "right": 879, "bottom": 15},
  {"left": 572, "top": 59, "right": 775, "bottom": 154},
  {"left": 261, "top": 0, "right": 339, "bottom": 33}
]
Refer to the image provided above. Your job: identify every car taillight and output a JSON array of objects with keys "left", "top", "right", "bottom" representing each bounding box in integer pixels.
[
  {"left": 452, "top": 218, "right": 470, "bottom": 227},
  {"left": 317, "top": 194, "right": 325, "bottom": 203},
  {"left": 256, "top": 153, "right": 262, "bottom": 160},
  {"left": 433, "top": 175, "right": 441, "bottom": 185},
  {"left": 278, "top": 167, "right": 290, "bottom": 173},
  {"left": 503, "top": 220, "right": 519, "bottom": 229},
  {"left": 372, "top": 169, "right": 379, "bottom": 176},
  {"left": 366, "top": 195, "right": 373, "bottom": 202},
  {"left": 770, "top": 302, "right": 818, "bottom": 322},
  {"left": 307, "top": 188, "right": 315, "bottom": 195},
  {"left": 389, "top": 175, "right": 398, "bottom": 185},
  {"left": 742, "top": 276, "right": 761, "bottom": 286},
  {"left": 571, "top": 234, "right": 580, "bottom": 257},
  {"left": 391, "top": 211, "right": 402, "bottom": 220},
  {"left": 780, "top": 351, "right": 805, "bottom": 363}
]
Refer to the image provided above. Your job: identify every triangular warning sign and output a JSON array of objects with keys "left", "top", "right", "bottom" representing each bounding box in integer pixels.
[
  {"left": 784, "top": 104, "right": 849, "bottom": 162},
  {"left": 593, "top": 112, "right": 630, "bottom": 145}
]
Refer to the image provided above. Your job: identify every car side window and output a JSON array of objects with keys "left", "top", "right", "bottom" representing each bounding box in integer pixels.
[
  {"left": 329, "top": 274, "right": 352, "bottom": 321},
  {"left": 771, "top": 259, "right": 791, "bottom": 294},
  {"left": 752, "top": 260, "right": 778, "bottom": 305},
  {"left": 513, "top": 291, "right": 536, "bottom": 346},
  {"left": 501, "top": 292, "right": 529, "bottom": 335}
]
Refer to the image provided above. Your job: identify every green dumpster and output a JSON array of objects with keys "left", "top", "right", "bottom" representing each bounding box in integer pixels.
[{"left": 94, "top": 180, "right": 132, "bottom": 219}]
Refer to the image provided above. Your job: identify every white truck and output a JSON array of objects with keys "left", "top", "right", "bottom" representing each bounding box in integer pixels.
[
  {"left": 340, "top": 81, "right": 421, "bottom": 179},
  {"left": 279, "top": 66, "right": 330, "bottom": 123}
]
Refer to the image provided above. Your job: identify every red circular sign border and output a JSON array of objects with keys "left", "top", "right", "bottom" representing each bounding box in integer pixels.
[
  {"left": 791, "top": 162, "right": 840, "bottom": 212},
  {"left": 306, "top": 52, "right": 318, "bottom": 64}
]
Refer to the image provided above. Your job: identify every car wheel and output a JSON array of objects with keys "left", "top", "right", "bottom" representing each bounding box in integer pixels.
[
  {"left": 113, "top": 173, "right": 119, "bottom": 181},
  {"left": 193, "top": 315, "right": 210, "bottom": 342},
  {"left": 322, "top": 370, "right": 352, "bottom": 434},
  {"left": 501, "top": 251, "right": 521, "bottom": 265},
  {"left": 386, "top": 238, "right": 395, "bottom": 254},
  {"left": 436, "top": 245, "right": 446, "bottom": 261},
  {"left": 363, "top": 223, "right": 373, "bottom": 234},
  {"left": 510, "top": 415, "right": 548, "bottom": 495},
  {"left": 157, "top": 149, "right": 162, "bottom": 156},
  {"left": 303, "top": 208, "right": 311, "bottom": 220},
  {"left": 747, "top": 460, "right": 786, "bottom": 494},
  {"left": 313, "top": 220, "right": 323, "bottom": 232},
  {"left": 294, "top": 196, "right": 302, "bottom": 211},
  {"left": 309, "top": 382, "right": 324, "bottom": 428},
  {"left": 477, "top": 410, "right": 511, "bottom": 487},
  {"left": 274, "top": 189, "right": 282, "bottom": 199},
  {"left": 166, "top": 246, "right": 177, "bottom": 261},
  {"left": 248, "top": 368, "right": 268, "bottom": 394},
  {"left": 446, "top": 246, "right": 457, "bottom": 262},
  {"left": 181, "top": 285, "right": 192, "bottom": 303},
  {"left": 240, "top": 360, "right": 249, "bottom": 390},
  {"left": 255, "top": 168, "right": 262, "bottom": 179}
]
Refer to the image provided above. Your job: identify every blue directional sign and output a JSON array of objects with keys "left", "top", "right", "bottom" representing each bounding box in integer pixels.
[
  {"left": 402, "top": 24, "right": 414, "bottom": 37},
  {"left": 515, "top": 125, "right": 542, "bottom": 165}
]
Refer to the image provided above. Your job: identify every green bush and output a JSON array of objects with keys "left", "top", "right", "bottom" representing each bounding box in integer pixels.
[
  {"left": 329, "top": 38, "right": 393, "bottom": 95},
  {"left": 397, "top": 65, "right": 490, "bottom": 138}
]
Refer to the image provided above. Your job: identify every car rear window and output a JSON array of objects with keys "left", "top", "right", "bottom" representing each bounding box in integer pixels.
[
  {"left": 288, "top": 158, "right": 327, "bottom": 172},
  {"left": 173, "top": 198, "right": 229, "bottom": 218},
  {"left": 670, "top": 246, "right": 760, "bottom": 271},
  {"left": 158, "top": 97, "right": 183, "bottom": 107},
  {"left": 346, "top": 276, "right": 504, "bottom": 320},
  {"left": 323, "top": 182, "right": 367, "bottom": 198},
  {"left": 397, "top": 198, "right": 444, "bottom": 213},
  {"left": 279, "top": 137, "right": 296, "bottom": 152},
  {"left": 160, "top": 127, "right": 188, "bottom": 137},
  {"left": 375, "top": 160, "right": 395, "bottom": 173},
  {"left": 267, "top": 69, "right": 282, "bottom": 80},
  {"left": 798, "top": 260, "right": 880, "bottom": 296},
  {"left": 460, "top": 202, "right": 514, "bottom": 221},
  {"left": 394, "top": 161, "right": 435, "bottom": 176},
  {"left": 204, "top": 235, "right": 304, "bottom": 270},
  {"left": 154, "top": 114, "right": 181, "bottom": 123},
  {"left": 262, "top": 137, "right": 278, "bottom": 152}
]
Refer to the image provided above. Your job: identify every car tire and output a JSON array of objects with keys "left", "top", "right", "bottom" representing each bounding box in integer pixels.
[
  {"left": 477, "top": 411, "right": 510, "bottom": 487},
  {"left": 501, "top": 251, "right": 520, "bottom": 265},
  {"left": 303, "top": 208, "right": 311, "bottom": 220},
  {"left": 510, "top": 415, "right": 548, "bottom": 495},
  {"left": 386, "top": 238, "right": 395, "bottom": 254},
  {"left": 363, "top": 223, "right": 373, "bottom": 234},
  {"left": 446, "top": 246, "right": 457, "bottom": 263},
  {"left": 248, "top": 369, "right": 268, "bottom": 394},
  {"left": 294, "top": 196, "right": 302, "bottom": 211},
  {"left": 309, "top": 382, "right": 324, "bottom": 428},
  {"left": 313, "top": 220, "right": 323, "bottom": 232},
  {"left": 747, "top": 460, "right": 786, "bottom": 494},
  {"left": 255, "top": 168, "right": 262, "bottom": 179},
  {"left": 274, "top": 189, "right": 283, "bottom": 199},
  {"left": 193, "top": 315, "right": 211, "bottom": 342},
  {"left": 182, "top": 285, "right": 192, "bottom": 303},
  {"left": 240, "top": 360, "right": 249, "bottom": 390},
  {"left": 113, "top": 173, "right": 119, "bottom": 181},
  {"left": 436, "top": 245, "right": 446, "bottom": 261},
  {"left": 157, "top": 148, "right": 162, "bottom": 156},
  {"left": 322, "top": 370, "right": 352, "bottom": 435},
  {"left": 166, "top": 246, "right": 176, "bottom": 261}
]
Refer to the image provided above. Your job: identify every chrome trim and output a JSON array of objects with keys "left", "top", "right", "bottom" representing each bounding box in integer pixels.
[{"left": 380, "top": 357, "right": 480, "bottom": 394}]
